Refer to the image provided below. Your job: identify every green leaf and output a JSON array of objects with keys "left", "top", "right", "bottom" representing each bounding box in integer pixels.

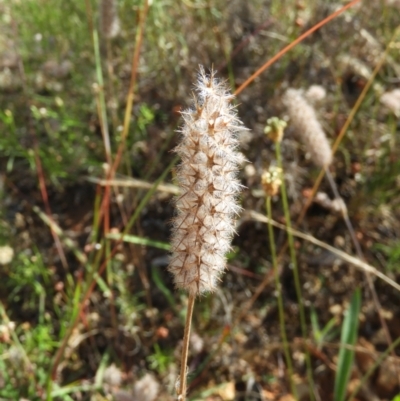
[
  {"left": 333, "top": 288, "right": 361, "bottom": 401},
  {"left": 310, "top": 307, "right": 321, "bottom": 343}
]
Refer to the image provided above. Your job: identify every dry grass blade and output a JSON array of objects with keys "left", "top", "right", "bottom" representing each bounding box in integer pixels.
[
  {"left": 86, "top": 176, "right": 181, "bottom": 195},
  {"left": 244, "top": 210, "right": 400, "bottom": 293}
]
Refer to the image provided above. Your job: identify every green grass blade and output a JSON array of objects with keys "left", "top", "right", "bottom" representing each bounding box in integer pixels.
[
  {"left": 94, "top": 351, "right": 110, "bottom": 387},
  {"left": 334, "top": 288, "right": 361, "bottom": 401},
  {"left": 106, "top": 232, "right": 171, "bottom": 250},
  {"left": 50, "top": 381, "right": 100, "bottom": 397},
  {"left": 310, "top": 307, "right": 321, "bottom": 343}
]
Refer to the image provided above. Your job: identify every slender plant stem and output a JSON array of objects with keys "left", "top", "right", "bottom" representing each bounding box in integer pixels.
[
  {"left": 266, "top": 196, "right": 298, "bottom": 399},
  {"left": 275, "top": 142, "right": 316, "bottom": 401},
  {"left": 179, "top": 293, "right": 196, "bottom": 401},
  {"left": 92, "top": 28, "right": 111, "bottom": 164}
]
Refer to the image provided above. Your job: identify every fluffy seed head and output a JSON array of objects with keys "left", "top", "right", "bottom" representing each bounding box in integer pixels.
[
  {"left": 99, "top": 0, "right": 120, "bottom": 39},
  {"left": 305, "top": 85, "right": 326, "bottom": 103},
  {"left": 169, "top": 67, "right": 245, "bottom": 295},
  {"left": 283, "top": 88, "right": 332, "bottom": 168},
  {"left": 132, "top": 374, "right": 160, "bottom": 401},
  {"left": 103, "top": 364, "right": 122, "bottom": 387},
  {"left": 380, "top": 89, "right": 400, "bottom": 117}
]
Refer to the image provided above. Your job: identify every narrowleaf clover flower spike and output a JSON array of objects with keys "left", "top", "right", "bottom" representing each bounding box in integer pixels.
[
  {"left": 168, "top": 67, "right": 245, "bottom": 296},
  {"left": 169, "top": 66, "right": 247, "bottom": 401}
]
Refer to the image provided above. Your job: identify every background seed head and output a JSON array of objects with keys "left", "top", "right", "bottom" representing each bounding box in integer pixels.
[
  {"left": 283, "top": 88, "right": 332, "bottom": 168},
  {"left": 99, "top": 0, "right": 121, "bottom": 39}
]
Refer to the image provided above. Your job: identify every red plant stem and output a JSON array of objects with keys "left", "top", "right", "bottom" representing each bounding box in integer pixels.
[
  {"left": 33, "top": 144, "right": 68, "bottom": 269},
  {"left": 234, "top": 0, "right": 361, "bottom": 96},
  {"left": 96, "top": 0, "right": 150, "bottom": 233}
]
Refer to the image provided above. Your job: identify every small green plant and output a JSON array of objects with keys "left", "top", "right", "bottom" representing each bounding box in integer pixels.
[
  {"left": 0, "top": 303, "right": 56, "bottom": 398},
  {"left": 310, "top": 307, "right": 339, "bottom": 349},
  {"left": 334, "top": 289, "right": 361, "bottom": 401},
  {"left": 147, "top": 343, "right": 174, "bottom": 375},
  {"left": 7, "top": 250, "right": 50, "bottom": 307}
]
